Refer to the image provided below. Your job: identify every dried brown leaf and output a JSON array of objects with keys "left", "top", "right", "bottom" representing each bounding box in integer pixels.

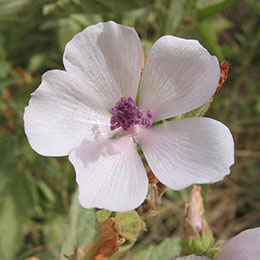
[
  {"left": 138, "top": 172, "right": 167, "bottom": 215},
  {"left": 65, "top": 218, "right": 123, "bottom": 260},
  {"left": 148, "top": 172, "right": 167, "bottom": 195},
  {"left": 89, "top": 218, "right": 121, "bottom": 260},
  {"left": 216, "top": 62, "right": 229, "bottom": 93}
]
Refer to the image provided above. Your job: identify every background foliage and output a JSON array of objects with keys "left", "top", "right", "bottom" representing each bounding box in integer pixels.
[{"left": 0, "top": 0, "right": 260, "bottom": 259}]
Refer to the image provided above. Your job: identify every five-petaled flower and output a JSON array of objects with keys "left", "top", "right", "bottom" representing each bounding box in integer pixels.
[
  {"left": 24, "top": 21, "right": 234, "bottom": 212},
  {"left": 176, "top": 227, "right": 260, "bottom": 260}
]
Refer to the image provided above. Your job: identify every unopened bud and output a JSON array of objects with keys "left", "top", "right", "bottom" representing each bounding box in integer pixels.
[
  {"left": 185, "top": 185, "right": 204, "bottom": 237},
  {"left": 182, "top": 186, "right": 214, "bottom": 256}
]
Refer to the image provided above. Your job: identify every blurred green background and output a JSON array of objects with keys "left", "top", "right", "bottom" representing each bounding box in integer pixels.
[{"left": 0, "top": 0, "right": 260, "bottom": 259}]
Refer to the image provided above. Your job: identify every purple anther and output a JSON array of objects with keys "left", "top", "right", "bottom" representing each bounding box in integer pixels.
[
  {"left": 110, "top": 97, "right": 153, "bottom": 132},
  {"left": 146, "top": 110, "right": 153, "bottom": 119}
]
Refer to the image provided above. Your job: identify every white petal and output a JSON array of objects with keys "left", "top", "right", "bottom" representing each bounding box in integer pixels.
[
  {"left": 138, "top": 117, "right": 234, "bottom": 190},
  {"left": 63, "top": 21, "right": 143, "bottom": 110},
  {"left": 139, "top": 36, "right": 220, "bottom": 122},
  {"left": 215, "top": 228, "right": 260, "bottom": 260},
  {"left": 69, "top": 136, "right": 148, "bottom": 212},
  {"left": 24, "top": 70, "right": 111, "bottom": 157},
  {"left": 176, "top": 255, "right": 210, "bottom": 260}
]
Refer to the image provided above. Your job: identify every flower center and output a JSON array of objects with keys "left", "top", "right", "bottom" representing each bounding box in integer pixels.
[{"left": 110, "top": 97, "right": 153, "bottom": 132}]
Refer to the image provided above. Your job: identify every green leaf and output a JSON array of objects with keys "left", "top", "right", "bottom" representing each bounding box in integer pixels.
[
  {"left": 164, "top": 0, "right": 185, "bottom": 34},
  {"left": 43, "top": 0, "right": 156, "bottom": 16},
  {"left": 199, "top": 20, "right": 224, "bottom": 60},
  {"left": 96, "top": 209, "right": 112, "bottom": 223},
  {"left": 38, "top": 180, "right": 56, "bottom": 203},
  {"left": 0, "top": 196, "right": 27, "bottom": 260},
  {"left": 94, "top": 0, "right": 156, "bottom": 13},
  {"left": 205, "top": 248, "right": 221, "bottom": 259},
  {"left": 59, "top": 191, "right": 96, "bottom": 259},
  {"left": 209, "top": 15, "right": 232, "bottom": 34},
  {"left": 2, "top": 171, "right": 37, "bottom": 219},
  {"left": 44, "top": 215, "right": 66, "bottom": 242},
  {"left": 57, "top": 15, "right": 88, "bottom": 51},
  {"left": 29, "top": 54, "right": 47, "bottom": 72},
  {"left": 0, "top": 60, "right": 12, "bottom": 79},
  {"left": 149, "top": 238, "right": 181, "bottom": 260},
  {"left": 0, "top": 0, "right": 29, "bottom": 22},
  {"left": 43, "top": 214, "right": 66, "bottom": 259},
  {"left": 133, "top": 238, "right": 181, "bottom": 260},
  {"left": 114, "top": 210, "right": 146, "bottom": 242},
  {"left": 196, "top": 0, "right": 239, "bottom": 19}
]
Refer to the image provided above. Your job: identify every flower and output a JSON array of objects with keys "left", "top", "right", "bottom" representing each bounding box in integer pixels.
[
  {"left": 24, "top": 21, "right": 234, "bottom": 212},
  {"left": 176, "top": 227, "right": 260, "bottom": 260}
]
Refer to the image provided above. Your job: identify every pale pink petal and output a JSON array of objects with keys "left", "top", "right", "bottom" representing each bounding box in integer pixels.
[
  {"left": 138, "top": 117, "right": 234, "bottom": 190},
  {"left": 24, "top": 70, "right": 111, "bottom": 157},
  {"left": 69, "top": 136, "right": 148, "bottom": 212},
  {"left": 215, "top": 228, "right": 260, "bottom": 260},
  {"left": 176, "top": 255, "right": 210, "bottom": 260},
  {"left": 63, "top": 21, "right": 143, "bottom": 110},
  {"left": 139, "top": 36, "right": 220, "bottom": 122}
]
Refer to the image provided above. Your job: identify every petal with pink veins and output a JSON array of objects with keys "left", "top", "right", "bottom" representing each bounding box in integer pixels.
[
  {"left": 138, "top": 36, "right": 220, "bottom": 122},
  {"left": 63, "top": 21, "right": 143, "bottom": 110},
  {"left": 215, "top": 228, "right": 260, "bottom": 260},
  {"left": 24, "top": 70, "right": 111, "bottom": 157},
  {"left": 69, "top": 136, "right": 148, "bottom": 212},
  {"left": 138, "top": 117, "right": 234, "bottom": 190}
]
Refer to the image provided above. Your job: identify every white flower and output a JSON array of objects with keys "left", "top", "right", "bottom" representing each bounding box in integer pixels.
[
  {"left": 24, "top": 21, "right": 234, "bottom": 212},
  {"left": 176, "top": 227, "right": 260, "bottom": 260}
]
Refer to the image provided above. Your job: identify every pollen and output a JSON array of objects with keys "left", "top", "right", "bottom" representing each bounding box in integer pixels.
[{"left": 110, "top": 97, "right": 153, "bottom": 132}]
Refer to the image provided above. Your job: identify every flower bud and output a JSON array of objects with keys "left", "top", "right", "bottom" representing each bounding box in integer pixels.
[{"left": 182, "top": 186, "right": 215, "bottom": 257}]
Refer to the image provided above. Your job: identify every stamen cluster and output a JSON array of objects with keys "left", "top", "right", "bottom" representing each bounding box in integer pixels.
[{"left": 110, "top": 97, "right": 153, "bottom": 131}]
